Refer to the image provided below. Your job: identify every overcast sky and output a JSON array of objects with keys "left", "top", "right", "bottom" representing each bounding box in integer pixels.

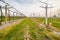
[{"left": 2, "top": 0, "right": 60, "bottom": 17}]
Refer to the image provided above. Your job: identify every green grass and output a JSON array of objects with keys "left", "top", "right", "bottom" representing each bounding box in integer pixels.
[
  {"left": 0, "top": 16, "right": 25, "bottom": 22},
  {"left": 0, "top": 18, "right": 59, "bottom": 40},
  {"left": 48, "top": 18, "right": 60, "bottom": 29},
  {"left": 35, "top": 17, "right": 60, "bottom": 29}
]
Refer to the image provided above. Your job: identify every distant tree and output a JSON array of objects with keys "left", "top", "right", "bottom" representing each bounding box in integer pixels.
[
  {"left": 53, "top": 15, "right": 56, "bottom": 17},
  {"left": 58, "top": 13, "right": 60, "bottom": 17}
]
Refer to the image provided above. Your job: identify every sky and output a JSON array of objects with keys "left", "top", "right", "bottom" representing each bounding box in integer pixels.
[{"left": 2, "top": 0, "right": 60, "bottom": 17}]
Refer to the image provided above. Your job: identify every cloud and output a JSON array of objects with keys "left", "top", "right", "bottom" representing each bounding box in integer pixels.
[
  {"left": 3, "top": 0, "right": 60, "bottom": 17},
  {"left": 15, "top": 0, "right": 34, "bottom": 4}
]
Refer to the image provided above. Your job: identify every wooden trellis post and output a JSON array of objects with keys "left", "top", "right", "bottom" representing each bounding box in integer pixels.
[{"left": 5, "top": 5, "right": 8, "bottom": 23}]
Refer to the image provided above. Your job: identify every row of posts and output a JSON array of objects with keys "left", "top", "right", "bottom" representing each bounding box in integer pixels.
[{"left": 0, "top": 5, "right": 18, "bottom": 25}]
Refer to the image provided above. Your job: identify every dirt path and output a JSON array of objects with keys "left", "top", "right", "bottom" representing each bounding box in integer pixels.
[
  {"left": 0, "top": 19, "right": 25, "bottom": 30},
  {"left": 24, "top": 25, "right": 30, "bottom": 40}
]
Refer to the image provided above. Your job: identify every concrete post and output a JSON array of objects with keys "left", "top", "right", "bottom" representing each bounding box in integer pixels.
[
  {"left": 8, "top": 10, "right": 10, "bottom": 22},
  {"left": 13, "top": 12, "right": 15, "bottom": 21},
  {"left": 45, "top": 5, "right": 48, "bottom": 25},
  {"left": 0, "top": 6, "right": 2, "bottom": 25},
  {"left": 5, "top": 5, "right": 8, "bottom": 23}
]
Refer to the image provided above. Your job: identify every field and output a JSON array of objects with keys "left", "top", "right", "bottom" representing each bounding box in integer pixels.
[
  {"left": 36, "top": 17, "right": 60, "bottom": 29},
  {"left": 0, "top": 16, "right": 25, "bottom": 23},
  {"left": 0, "top": 18, "right": 60, "bottom": 40}
]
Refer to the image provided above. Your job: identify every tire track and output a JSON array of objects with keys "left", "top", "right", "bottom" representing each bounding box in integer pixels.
[{"left": 24, "top": 25, "right": 30, "bottom": 40}]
